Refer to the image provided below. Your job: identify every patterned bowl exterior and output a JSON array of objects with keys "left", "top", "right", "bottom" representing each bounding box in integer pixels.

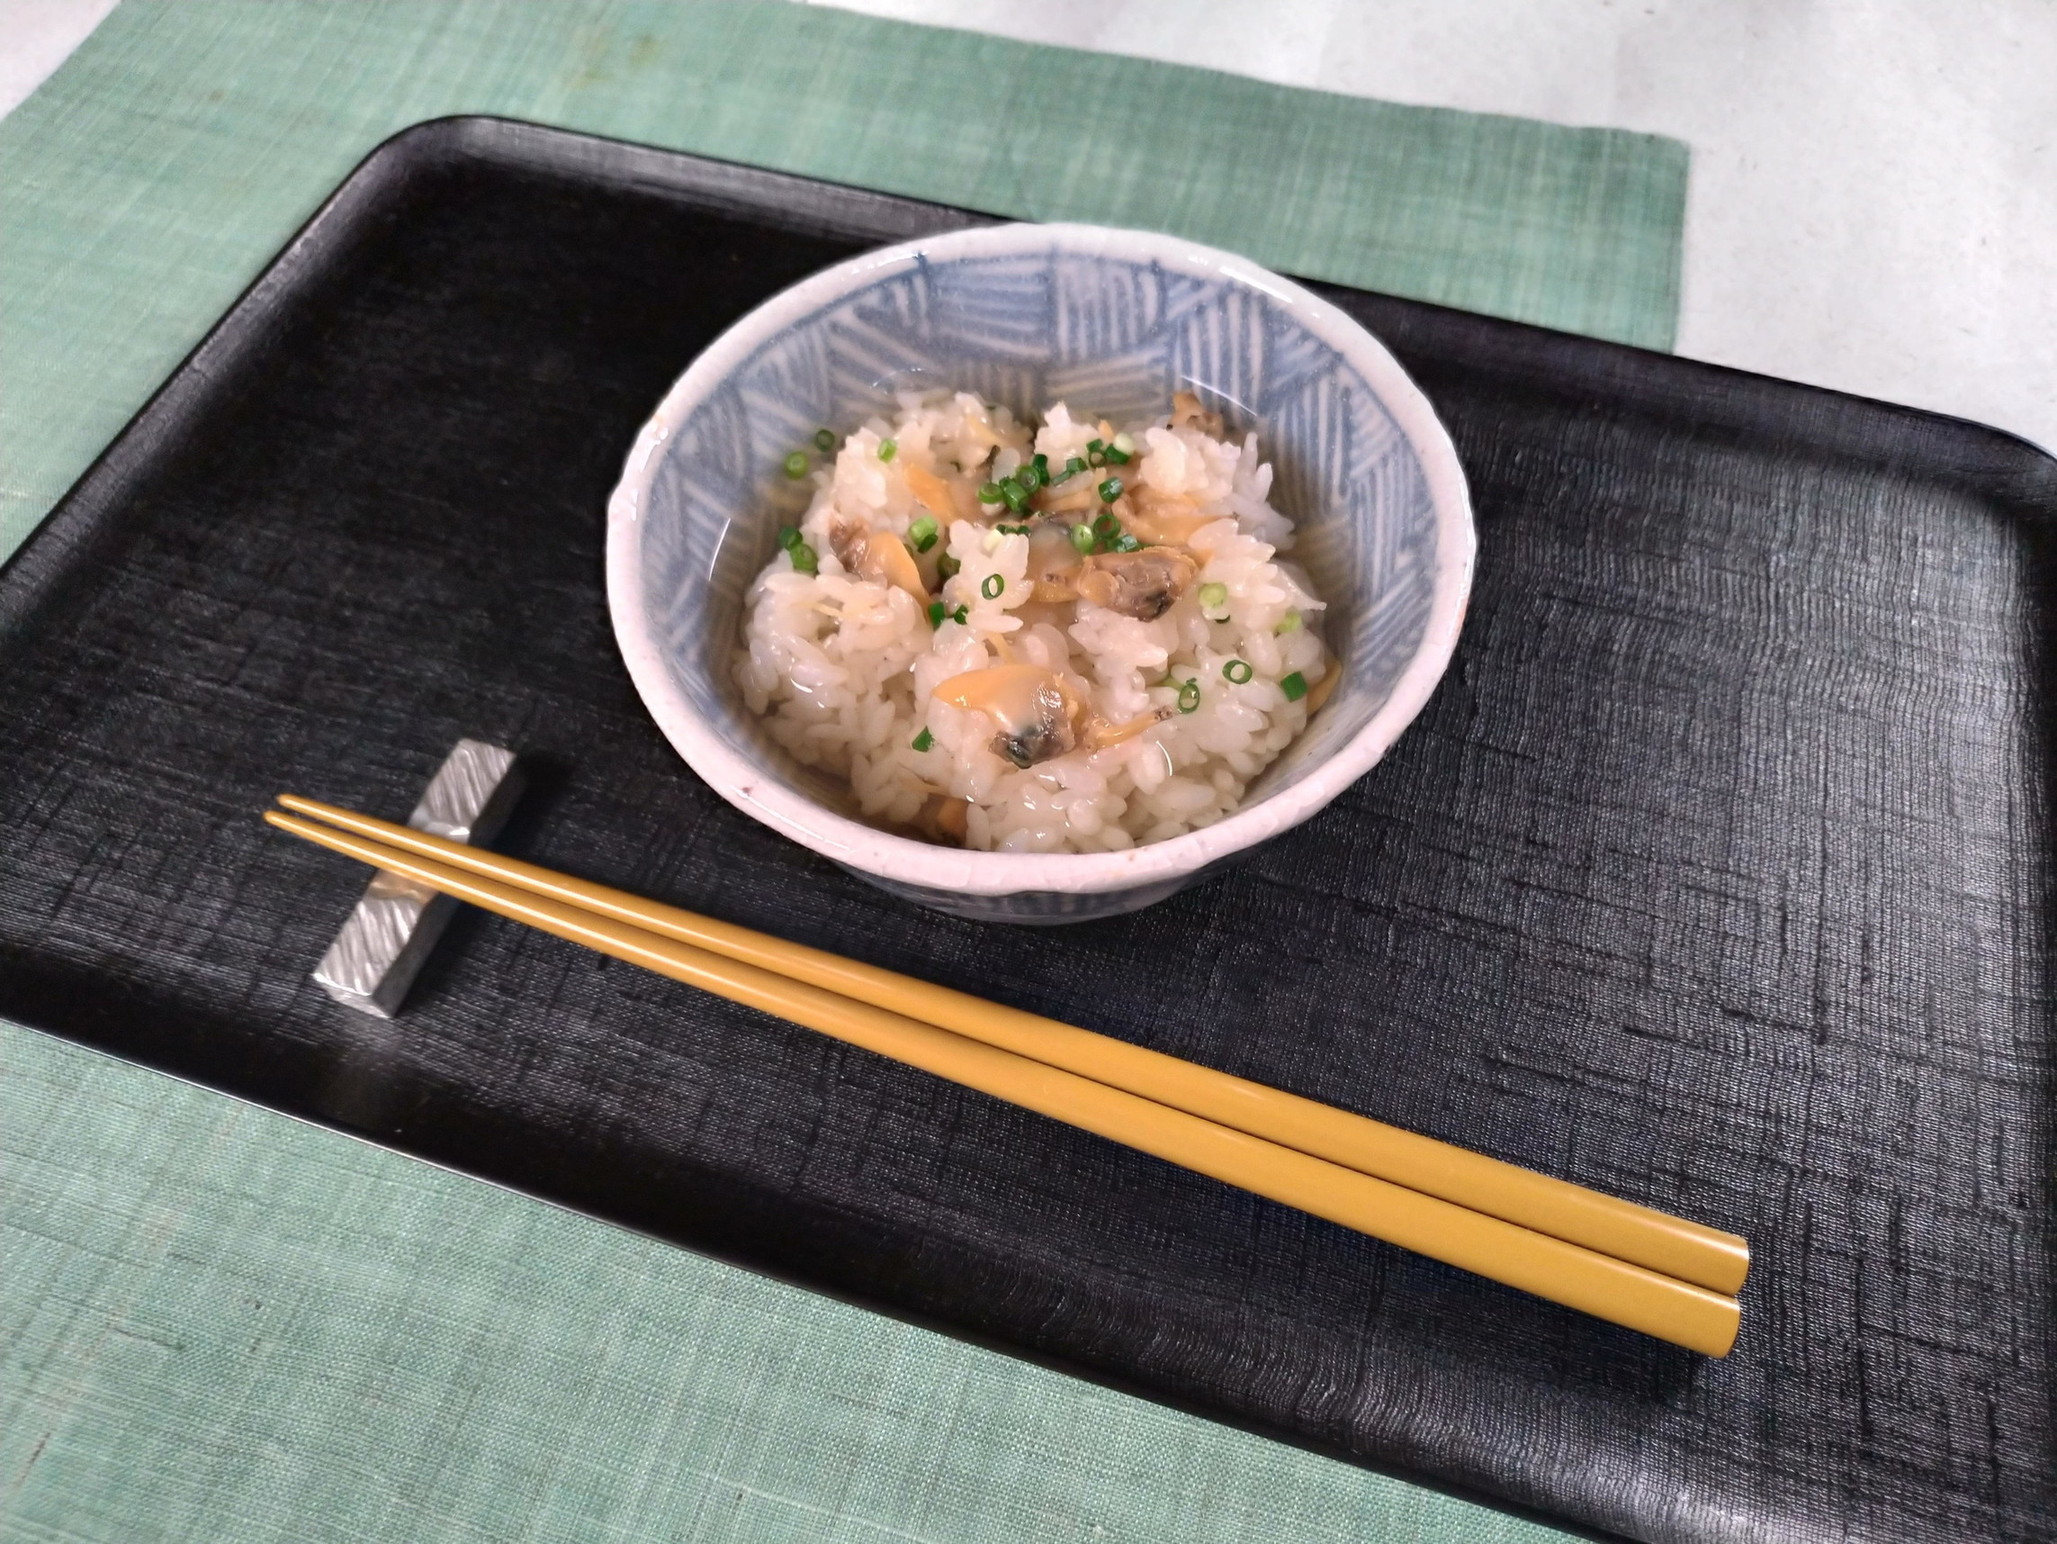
[{"left": 608, "top": 224, "right": 1473, "bottom": 923}]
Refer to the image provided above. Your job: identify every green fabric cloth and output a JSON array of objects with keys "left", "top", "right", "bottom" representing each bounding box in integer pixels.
[
  {"left": 0, "top": 0, "right": 1686, "bottom": 555},
  {"left": 0, "top": 4, "right": 1688, "bottom": 1539}
]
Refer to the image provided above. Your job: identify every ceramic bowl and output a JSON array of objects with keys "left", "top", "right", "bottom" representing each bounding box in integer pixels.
[{"left": 607, "top": 223, "right": 1473, "bottom": 923}]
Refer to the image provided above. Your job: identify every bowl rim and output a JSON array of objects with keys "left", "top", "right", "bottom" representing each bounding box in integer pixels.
[{"left": 607, "top": 221, "right": 1474, "bottom": 898}]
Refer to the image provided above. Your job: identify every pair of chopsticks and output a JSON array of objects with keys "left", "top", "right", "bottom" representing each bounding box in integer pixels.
[{"left": 267, "top": 795, "right": 1748, "bottom": 1356}]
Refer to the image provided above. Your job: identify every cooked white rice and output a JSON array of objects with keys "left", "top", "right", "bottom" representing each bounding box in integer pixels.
[{"left": 732, "top": 391, "right": 1333, "bottom": 854}]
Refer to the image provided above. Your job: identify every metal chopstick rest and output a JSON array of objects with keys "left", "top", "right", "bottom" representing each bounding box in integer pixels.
[{"left": 310, "top": 739, "right": 523, "bottom": 1016}]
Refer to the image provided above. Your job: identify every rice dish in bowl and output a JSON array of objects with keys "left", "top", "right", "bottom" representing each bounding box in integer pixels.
[
  {"left": 607, "top": 220, "right": 1474, "bottom": 923},
  {"left": 735, "top": 391, "right": 1336, "bottom": 854}
]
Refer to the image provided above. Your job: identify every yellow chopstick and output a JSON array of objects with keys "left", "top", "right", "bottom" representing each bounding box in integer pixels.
[
  {"left": 266, "top": 807, "right": 1740, "bottom": 1356},
  {"left": 275, "top": 793, "right": 1749, "bottom": 1298}
]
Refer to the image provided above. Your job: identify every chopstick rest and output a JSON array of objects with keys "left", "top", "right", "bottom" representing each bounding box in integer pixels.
[
  {"left": 309, "top": 740, "right": 524, "bottom": 1016},
  {"left": 267, "top": 800, "right": 1745, "bottom": 1356}
]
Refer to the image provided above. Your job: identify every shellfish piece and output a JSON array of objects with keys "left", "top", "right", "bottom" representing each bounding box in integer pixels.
[
  {"left": 1125, "top": 488, "right": 1228, "bottom": 548},
  {"left": 1076, "top": 546, "right": 1198, "bottom": 621},
  {"left": 902, "top": 463, "right": 964, "bottom": 520},
  {"left": 1026, "top": 521, "right": 1085, "bottom": 604},
  {"left": 1036, "top": 482, "right": 1099, "bottom": 516},
  {"left": 1083, "top": 708, "right": 1173, "bottom": 750},
  {"left": 835, "top": 522, "right": 930, "bottom": 603},
  {"left": 1303, "top": 659, "right": 1341, "bottom": 713},
  {"left": 913, "top": 793, "right": 972, "bottom": 844},
  {"left": 1171, "top": 390, "right": 1225, "bottom": 439},
  {"left": 933, "top": 663, "right": 1083, "bottom": 768},
  {"left": 826, "top": 520, "right": 866, "bottom": 571}
]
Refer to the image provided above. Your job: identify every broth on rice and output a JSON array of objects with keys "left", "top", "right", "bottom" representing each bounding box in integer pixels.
[{"left": 733, "top": 391, "right": 1334, "bottom": 854}]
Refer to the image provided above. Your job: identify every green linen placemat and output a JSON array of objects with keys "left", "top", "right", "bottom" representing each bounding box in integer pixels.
[
  {"left": 0, "top": 0, "right": 1685, "bottom": 554},
  {"left": 0, "top": 4, "right": 1687, "bottom": 1539}
]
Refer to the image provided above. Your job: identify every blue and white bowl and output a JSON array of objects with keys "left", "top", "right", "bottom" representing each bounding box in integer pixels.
[{"left": 607, "top": 223, "right": 1473, "bottom": 923}]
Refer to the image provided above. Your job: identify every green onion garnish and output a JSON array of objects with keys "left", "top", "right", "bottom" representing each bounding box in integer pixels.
[
  {"left": 1015, "top": 463, "right": 1042, "bottom": 494},
  {"left": 981, "top": 573, "right": 1004, "bottom": 600},
  {"left": 789, "top": 541, "right": 819, "bottom": 574},
  {"left": 1197, "top": 581, "right": 1228, "bottom": 612},
  {"left": 1280, "top": 671, "right": 1308, "bottom": 702},
  {"left": 1032, "top": 453, "right": 1049, "bottom": 480},
  {"left": 912, "top": 727, "right": 935, "bottom": 752},
  {"left": 1115, "top": 533, "right": 1142, "bottom": 553},
  {"left": 1086, "top": 437, "right": 1105, "bottom": 455},
  {"left": 927, "top": 600, "right": 946, "bottom": 627},
  {"left": 1275, "top": 609, "right": 1302, "bottom": 634},
  {"left": 783, "top": 451, "right": 810, "bottom": 479},
  {"left": 1177, "top": 679, "right": 1201, "bottom": 714},
  {"left": 995, "top": 523, "right": 1032, "bottom": 536},
  {"left": 1222, "top": 659, "right": 1253, "bottom": 684},
  {"left": 999, "top": 478, "right": 1029, "bottom": 514},
  {"left": 777, "top": 525, "right": 803, "bottom": 551},
  {"left": 951, "top": 603, "right": 968, "bottom": 624},
  {"left": 813, "top": 428, "right": 835, "bottom": 453},
  {"left": 978, "top": 481, "right": 1004, "bottom": 504},
  {"left": 1062, "top": 455, "right": 1086, "bottom": 481},
  {"left": 1112, "top": 431, "right": 1136, "bottom": 455},
  {"left": 937, "top": 553, "right": 961, "bottom": 580},
  {"left": 1069, "top": 522, "right": 1096, "bottom": 554},
  {"left": 908, "top": 515, "right": 939, "bottom": 552},
  {"left": 1102, "top": 441, "right": 1132, "bottom": 465},
  {"left": 878, "top": 438, "right": 898, "bottom": 462},
  {"left": 1092, "top": 512, "right": 1120, "bottom": 539},
  {"left": 1097, "top": 476, "right": 1123, "bottom": 504}
]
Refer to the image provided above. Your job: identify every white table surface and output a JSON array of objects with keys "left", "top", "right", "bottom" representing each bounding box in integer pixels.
[{"left": 8, "top": 0, "right": 2055, "bottom": 455}]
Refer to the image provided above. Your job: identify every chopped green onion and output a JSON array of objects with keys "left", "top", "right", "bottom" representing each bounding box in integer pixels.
[
  {"left": 951, "top": 603, "right": 969, "bottom": 624},
  {"left": 995, "top": 523, "right": 1032, "bottom": 536},
  {"left": 1112, "top": 431, "right": 1136, "bottom": 455},
  {"left": 1280, "top": 671, "right": 1308, "bottom": 702},
  {"left": 908, "top": 515, "right": 939, "bottom": 552},
  {"left": 1275, "top": 609, "right": 1302, "bottom": 634},
  {"left": 927, "top": 600, "right": 946, "bottom": 627},
  {"left": 1223, "top": 659, "right": 1253, "bottom": 684},
  {"left": 1016, "top": 462, "right": 1043, "bottom": 494},
  {"left": 936, "top": 553, "right": 961, "bottom": 581},
  {"left": 777, "top": 525, "right": 803, "bottom": 551},
  {"left": 1062, "top": 455, "right": 1087, "bottom": 481},
  {"left": 999, "top": 478, "right": 1029, "bottom": 514},
  {"left": 978, "top": 481, "right": 1004, "bottom": 504},
  {"left": 813, "top": 428, "right": 835, "bottom": 452},
  {"left": 1177, "top": 679, "right": 1201, "bottom": 714},
  {"left": 1092, "top": 512, "right": 1121, "bottom": 539},
  {"left": 877, "top": 438, "right": 898, "bottom": 462},
  {"left": 789, "top": 541, "right": 819, "bottom": 574},
  {"left": 782, "top": 451, "right": 810, "bottom": 479},
  {"left": 912, "top": 727, "right": 935, "bottom": 752},
  {"left": 981, "top": 573, "right": 1005, "bottom": 600},
  {"left": 1069, "top": 522, "right": 1096, "bottom": 554},
  {"left": 1097, "top": 476, "right": 1123, "bottom": 504},
  {"left": 1032, "top": 453, "right": 1050, "bottom": 480},
  {"left": 1086, "top": 437, "right": 1105, "bottom": 455},
  {"left": 1111, "top": 532, "right": 1142, "bottom": 553},
  {"left": 1197, "top": 582, "right": 1228, "bottom": 612}
]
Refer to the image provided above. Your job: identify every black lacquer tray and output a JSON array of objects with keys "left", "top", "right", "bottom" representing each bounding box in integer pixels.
[{"left": 2, "top": 118, "right": 2051, "bottom": 1544}]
